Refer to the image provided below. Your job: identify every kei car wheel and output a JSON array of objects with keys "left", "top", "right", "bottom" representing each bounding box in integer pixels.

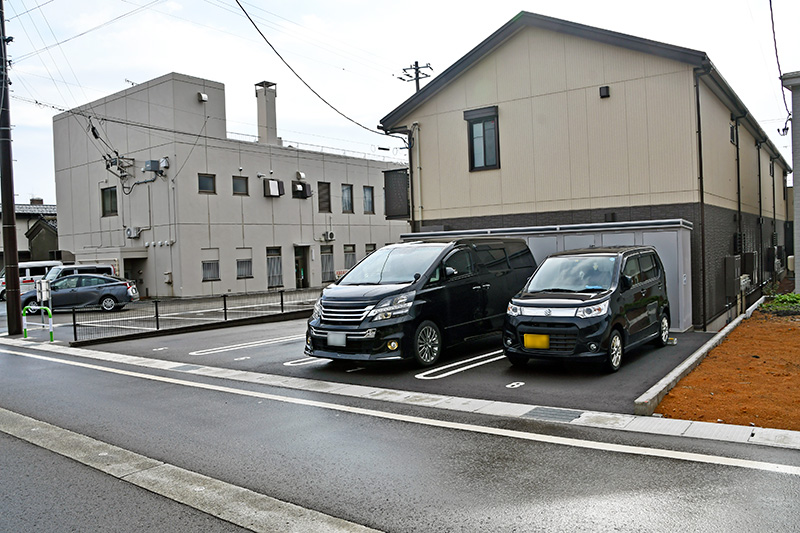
[
  {"left": 100, "top": 295, "right": 118, "bottom": 312},
  {"left": 655, "top": 313, "right": 670, "bottom": 347},
  {"left": 606, "top": 330, "right": 623, "bottom": 372},
  {"left": 413, "top": 320, "right": 441, "bottom": 367}
]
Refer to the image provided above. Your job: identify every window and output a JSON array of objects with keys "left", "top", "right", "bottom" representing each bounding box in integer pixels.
[
  {"left": 202, "top": 260, "right": 220, "bottom": 281},
  {"left": 232, "top": 176, "right": 249, "bottom": 196},
  {"left": 237, "top": 259, "right": 253, "bottom": 279},
  {"left": 267, "top": 247, "right": 283, "bottom": 288},
  {"left": 365, "top": 243, "right": 376, "bottom": 256},
  {"left": 199, "top": 174, "right": 216, "bottom": 194},
  {"left": 444, "top": 249, "right": 474, "bottom": 277},
  {"left": 475, "top": 247, "right": 509, "bottom": 272},
  {"left": 81, "top": 276, "right": 110, "bottom": 287},
  {"left": 318, "top": 182, "right": 331, "bottom": 213},
  {"left": 101, "top": 186, "right": 117, "bottom": 216},
  {"left": 342, "top": 184, "right": 353, "bottom": 213},
  {"left": 344, "top": 244, "right": 356, "bottom": 270},
  {"left": 321, "top": 245, "right": 335, "bottom": 282},
  {"left": 639, "top": 253, "right": 658, "bottom": 282},
  {"left": 464, "top": 106, "right": 499, "bottom": 171},
  {"left": 622, "top": 256, "right": 641, "bottom": 285},
  {"left": 363, "top": 186, "right": 374, "bottom": 214}
]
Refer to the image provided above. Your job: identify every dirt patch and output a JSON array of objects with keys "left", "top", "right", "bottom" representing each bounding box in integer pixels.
[{"left": 656, "top": 281, "right": 800, "bottom": 432}]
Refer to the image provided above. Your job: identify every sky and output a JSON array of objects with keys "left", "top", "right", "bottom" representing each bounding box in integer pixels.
[{"left": 3, "top": 0, "right": 799, "bottom": 204}]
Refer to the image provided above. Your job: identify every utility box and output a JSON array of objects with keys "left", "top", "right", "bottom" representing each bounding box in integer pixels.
[
  {"left": 742, "top": 251, "right": 759, "bottom": 286},
  {"left": 291, "top": 181, "right": 312, "bottom": 199},
  {"left": 724, "top": 255, "right": 741, "bottom": 299}
]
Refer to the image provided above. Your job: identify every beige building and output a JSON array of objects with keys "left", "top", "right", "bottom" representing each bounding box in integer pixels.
[
  {"left": 380, "top": 12, "right": 793, "bottom": 331},
  {"left": 54, "top": 73, "right": 408, "bottom": 298}
]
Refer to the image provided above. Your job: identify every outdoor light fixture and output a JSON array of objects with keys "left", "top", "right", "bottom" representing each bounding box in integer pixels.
[{"left": 599, "top": 86, "right": 610, "bottom": 98}]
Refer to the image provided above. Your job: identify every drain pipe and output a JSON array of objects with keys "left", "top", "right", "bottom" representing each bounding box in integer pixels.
[
  {"left": 756, "top": 140, "right": 765, "bottom": 289},
  {"left": 694, "top": 67, "right": 709, "bottom": 331},
  {"left": 733, "top": 114, "right": 746, "bottom": 241}
]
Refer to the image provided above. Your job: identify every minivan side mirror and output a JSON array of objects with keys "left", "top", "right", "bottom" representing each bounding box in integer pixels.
[{"left": 445, "top": 266, "right": 457, "bottom": 277}]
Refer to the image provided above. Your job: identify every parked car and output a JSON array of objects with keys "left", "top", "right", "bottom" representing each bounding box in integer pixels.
[
  {"left": 305, "top": 237, "right": 536, "bottom": 366},
  {"left": 43, "top": 263, "right": 117, "bottom": 281},
  {"left": 21, "top": 274, "right": 139, "bottom": 312},
  {"left": 503, "top": 246, "right": 670, "bottom": 372},
  {"left": 0, "top": 260, "right": 62, "bottom": 300}
]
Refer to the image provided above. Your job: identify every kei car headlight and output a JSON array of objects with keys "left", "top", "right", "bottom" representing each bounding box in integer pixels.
[
  {"left": 576, "top": 300, "right": 609, "bottom": 319},
  {"left": 368, "top": 291, "right": 415, "bottom": 321},
  {"left": 507, "top": 302, "right": 521, "bottom": 317},
  {"left": 311, "top": 298, "right": 322, "bottom": 321}
]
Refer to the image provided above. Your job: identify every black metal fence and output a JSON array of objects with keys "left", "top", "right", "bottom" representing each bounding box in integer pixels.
[{"left": 71, "top": 288, "right": 321, "bottom": 343}]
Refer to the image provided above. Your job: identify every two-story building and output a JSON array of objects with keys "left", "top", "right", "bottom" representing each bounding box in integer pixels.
[
  {"left": 54, "top": 73, "right": 409, "bottom": 298},
  {"left": 380, "top": 11, "right": 793, "bottom": 331}
]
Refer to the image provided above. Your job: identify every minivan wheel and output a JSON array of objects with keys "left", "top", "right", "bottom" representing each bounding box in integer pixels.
[
  {"left": 606, "top": 330, "right": 623, "bottom": 372},
  {"left": 413, "top": 320, "right": 441, "bottom": 367},
  {"left": 655, "top": 313, "right": 670, "bottom": 347},
  {"left": 100, "top": 295, "right": 117, "bottom": 312}
]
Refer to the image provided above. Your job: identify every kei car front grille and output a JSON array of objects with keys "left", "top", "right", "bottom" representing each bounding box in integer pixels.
[
  {"left": 519, "top": 323, "right": 578, "bottom": 353},
  {"left": 319, "top": 301, "right": 373, "bottom": 325}
]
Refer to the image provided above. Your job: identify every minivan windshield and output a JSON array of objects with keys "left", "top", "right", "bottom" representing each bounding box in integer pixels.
[
  {"left": 526, "top": 255, "right": 617, "bottom": 293},
  {"left": 43, "top": 267, "right": 63, "bottom": 281},
  {"left": 339, "top": 244, "right": 447, "bottom": 285}
]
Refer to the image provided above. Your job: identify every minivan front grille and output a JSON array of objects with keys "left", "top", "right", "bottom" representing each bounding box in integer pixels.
[{"left": 320, "top": 301, "right": 373, "bottom": 325}]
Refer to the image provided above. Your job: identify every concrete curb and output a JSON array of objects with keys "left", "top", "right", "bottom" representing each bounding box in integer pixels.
[{"left": 633, "top": 297, "right": 767, "bottom": 415}]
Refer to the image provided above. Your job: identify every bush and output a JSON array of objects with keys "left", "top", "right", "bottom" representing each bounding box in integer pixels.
[{"left": 762, "top": 292, "right": 800, "bottom": 315}]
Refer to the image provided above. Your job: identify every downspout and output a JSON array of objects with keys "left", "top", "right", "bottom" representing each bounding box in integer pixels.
[
  {"left": 756, "top": 140, "right": 764, "bottom": 288},
  {"left": 733, "top": 116, "right": 744, "bottom": 240},
  {"left": 694, "top": 67, "right": 709, "bottom": 331},
  {"left": 411, "top": 122, "right": 422, "bottom": 232}
]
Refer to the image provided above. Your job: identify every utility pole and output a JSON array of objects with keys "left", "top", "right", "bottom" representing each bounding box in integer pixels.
[
  {"left": 399, "top": 61, "right": 432, "bottom": 93},
  {"left": 1, "top": 0, "right": 22, "bottom": 335}
]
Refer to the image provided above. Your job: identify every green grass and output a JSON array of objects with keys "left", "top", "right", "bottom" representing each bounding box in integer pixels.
[{"left": 762, "top": 292, "right": 800, "bottom": 315}]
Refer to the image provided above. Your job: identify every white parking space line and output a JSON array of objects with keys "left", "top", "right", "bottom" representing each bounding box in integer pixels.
[
  {"left": 189, "top": 334, "right": 305, "bottom": 356},
  {"left": 284, "top": 357, "right": 325, "bottom": 367},
  {"left": 415, "top": 350, "right": 505, "bottom": 380},
  {"left": 3, "top": 348, "right": 799, "bottom": 477}
]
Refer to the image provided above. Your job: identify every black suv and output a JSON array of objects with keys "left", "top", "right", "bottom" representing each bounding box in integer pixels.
[
  {"left": 503, "top": 246, "right": 670, "bottom": 372},
  {"left": 305, "top": 238, "right": 536, "bottom": 366}
]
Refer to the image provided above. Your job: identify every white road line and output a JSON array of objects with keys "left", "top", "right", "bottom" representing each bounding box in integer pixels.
[
  {"left": 3, "top": 348, "right": 798, "bottom": 477},
  {"left": 415, "top": 350, "right": 505, "bottom": 380},
  {"left": 188, "top": 334, "right": 305, "bottom": 356},
  {"left": 284, "top": 357, "right": 324, "bottom": 367}
]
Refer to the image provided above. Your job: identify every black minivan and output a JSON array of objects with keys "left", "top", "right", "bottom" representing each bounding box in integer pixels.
[
  {"left": 305, "top": 238, "right": 536, "bottom": 366},
  {"left": 503, "top": 246, "right": 670, "bottom": 372}
]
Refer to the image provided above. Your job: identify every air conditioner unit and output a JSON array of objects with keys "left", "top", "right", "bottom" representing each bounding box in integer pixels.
[
  {"left": 263, "top": 178, "right": 285, "bottom": 197},
  {"left": 125, "top": 226, "right": 142, "bottom": 239},
  {"left": 322, "top": 231, "right": 335, "bottom": 242}
]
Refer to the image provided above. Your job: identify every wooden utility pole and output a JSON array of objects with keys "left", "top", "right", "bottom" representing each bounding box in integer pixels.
[{"left": 1, "top": 0, "right": 22, "bottom": 335}]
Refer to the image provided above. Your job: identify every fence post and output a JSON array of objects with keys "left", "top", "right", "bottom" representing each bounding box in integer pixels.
[
  {"left": 223, "top": 294, "right": 228, "bottom": 321},
  {"left": 72, "top": 307, "right": 77, "bottom": 342},
  {"left": 154, "top": 300, "right": 160, "bottom": 330},
  {"left": 280, "top": 290, "right": 285, "bottom": 313}
]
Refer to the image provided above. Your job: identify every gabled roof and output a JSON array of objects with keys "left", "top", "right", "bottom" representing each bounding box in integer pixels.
[
  {"left": 0, "top": 203, "right": 58, "bottom": 216},
  {"left": 380, "top": 11, "right": 790, "bottom": 172}
]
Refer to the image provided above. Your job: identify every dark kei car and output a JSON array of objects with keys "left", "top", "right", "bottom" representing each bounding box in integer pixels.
[
  {"left": 305, "top": 238, "right": 536, "bottom": 366},
  {"left": 503, "top": 246, "right": 670, "bottom": 372},
  {"left": 21, "top": 274, "right": 140, "bottom": 312}
]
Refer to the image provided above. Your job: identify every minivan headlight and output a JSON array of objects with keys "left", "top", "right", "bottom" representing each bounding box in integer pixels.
[
  {"left": 368, "top": 291, "right": 415, "bottom": 321},
  {"left": 507, "top": 302, "right": 521, "bottom": 317},
  {"left": 576, "top": 300, "right": 609, "bottom": 319},
  {"left": 311, "top": 298, "right": 322, "bottom": 321}
]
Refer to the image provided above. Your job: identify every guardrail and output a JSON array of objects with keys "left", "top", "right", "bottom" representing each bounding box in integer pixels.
[{"left": 71, "top": 288, "right": 321, "bottom": 343}]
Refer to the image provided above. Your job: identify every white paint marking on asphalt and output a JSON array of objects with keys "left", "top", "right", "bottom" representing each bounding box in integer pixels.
[
  {"left": 283, "top": 357, "right": 325, "bottom": 367},
  {"left": 233, "top": 357, "right": 251, "bottom": 361},
  {"left": 506, "top": 382, "right": 525, "bottom": 389},
  {"left": 415, "top": 350, "right": 505, "bottom": 380},
  {"left": 3, "top": 348, "right": 799, "bottom": 477},
  {"left": 188, "top": 334, "right": 305, "bottom": 356},
  {"left": 346, "top": 367, "right": 365, "bottom": 373},
  {"left": 153, "top": 347, "right": 168, "bottom": 352}
]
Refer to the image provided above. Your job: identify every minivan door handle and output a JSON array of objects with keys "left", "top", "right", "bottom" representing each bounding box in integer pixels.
[
  {"left": 482, "top": 283, "right": 491, "bottom": 289},
  {"left": 472, "top": 285, "right": 483, "bottom": 291}
]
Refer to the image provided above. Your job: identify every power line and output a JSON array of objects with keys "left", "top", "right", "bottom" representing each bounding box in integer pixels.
[
  {"left": 232, "top": 0, "right": 407, "bottom": 146},
  {"left": 6, "top": 0, "right": 55, "bottom": 21},
  {"left": 768, "top": 0, "right": 791, "bottom": 136}
]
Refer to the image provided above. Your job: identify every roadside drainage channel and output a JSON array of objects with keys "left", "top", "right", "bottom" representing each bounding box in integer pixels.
[
  {"left": 634, "top": 297, "right": 767, "bottom": 416},
  {"left": 2, "top": 332, "right": 798, "bottom": 451}
]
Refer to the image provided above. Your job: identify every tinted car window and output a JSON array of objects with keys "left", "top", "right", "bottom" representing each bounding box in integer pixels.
[
  {"left": 507, "top": 242, "right": 535, "bottom": 269},
  {"left": 53, "top": 277, "right": 79, "bottom": 289},
  {"left": 81, "top": 276, "right": 110, "bottom": 287},
  {"left": 445, "top": 249, "right": 474, "bottom": 277},
  {"left": 475, "top": 247, "right": 509, "bottom": 272},
  {"left": 623, "top": 256, "right": 641, "bottom": 285},
  {"left": 639, "top": 253, "right": 658, "bottom": 281}
]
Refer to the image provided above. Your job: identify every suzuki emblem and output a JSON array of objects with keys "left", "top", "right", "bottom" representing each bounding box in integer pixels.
[{"left": 544, "top": 308, "right": 552, "bottom": 316}]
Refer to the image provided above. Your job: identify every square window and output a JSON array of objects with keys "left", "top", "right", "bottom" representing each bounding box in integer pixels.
[
  {"left": 236, "top": 258, "right": 253, "bottom": 279},
  {"left": 318, "top": 182, "right": 331, "bottom": 213},
  {"left": 365, "top": 243, "right": 376, "bottom": 256},
  {"left": 202, "top": 260, "right": 220, "bottom": 281},
  {"left": 233, "top": 176, "right": 249, "bottom": 195},
  {"left": 342, "top": 184, "right": 353, "bottom": 213},
  {"left": 101, "top": 186, "right": 117, "bottom": 217},
  {"left": 199, "top": 174, "right": 216, "bottom": 194},
  {"left": 363, "top": 186, "right": 374, "bottom": 214}
]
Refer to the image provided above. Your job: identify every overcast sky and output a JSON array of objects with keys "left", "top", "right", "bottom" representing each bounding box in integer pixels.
[{"left": 4, "top": 0, "right": 798, "bottom": 204}]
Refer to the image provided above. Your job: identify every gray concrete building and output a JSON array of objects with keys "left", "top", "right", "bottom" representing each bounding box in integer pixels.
[
  {"left": 54, "top": 73, "right": 408, "bottom": 298},
  {"left": 380, "top": 12, "right": 794, "bottom": 331}
]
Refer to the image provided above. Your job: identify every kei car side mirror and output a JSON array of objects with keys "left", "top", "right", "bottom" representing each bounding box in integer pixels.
[{"left": 621, "top": 275, "right": 633, "bottom": 290}]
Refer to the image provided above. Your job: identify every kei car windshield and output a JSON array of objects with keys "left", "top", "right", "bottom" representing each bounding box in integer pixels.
[
  {"left": 526, "top": 255, "right": 617, "bottom": 293},
  {"left": 339, "top": 244, "right": 446, "bottom": 285}
]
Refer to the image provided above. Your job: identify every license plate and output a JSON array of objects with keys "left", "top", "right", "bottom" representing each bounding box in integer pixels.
[
  {"left": 523, "top": 334, "right": 549, "bottom": 349},
  {"left": 327, "top": 332, "right": 346, "bottom": 347}
]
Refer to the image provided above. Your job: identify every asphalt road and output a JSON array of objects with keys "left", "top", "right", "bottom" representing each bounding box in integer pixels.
[{"left": 1, "top": 339, "right": 799, "bottom": 531}]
